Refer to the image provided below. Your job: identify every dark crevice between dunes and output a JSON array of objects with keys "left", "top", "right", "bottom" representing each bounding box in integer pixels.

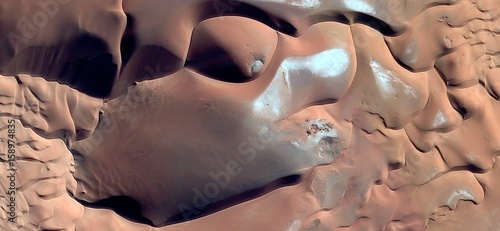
[
  {"left": 75, "top": 196, "right": 155, "bottom": 226},
  {"left": 352, "top": 13, "right": 397, "bottom": 36},
  {"left": 57, "top": 33, "right": 117, "bottom": 98},
  {"left": 164, "top": 174, "right": 303, "bottom": 226},
  {"left": 120, "top": 13, "right": 138, "bottom": 72},
  {"left": 309, "top": 12, "right": 398, "bottom": 36},
  {"left": 72, "top": 174, "right": 303, "bottom": 227},
  {"left": 1, "top": 33, "right": 117, "bottom": 98},
  {"left": 185, "top": 48, "right": 251, "bottom": 83},
  {"left": 195, "top": 1, "right": 298, "bottom": 36}
]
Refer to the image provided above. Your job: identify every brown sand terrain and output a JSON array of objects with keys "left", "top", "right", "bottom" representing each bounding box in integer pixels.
[{"left": 1, "top": 0, "right": 500, "bottom": 230}]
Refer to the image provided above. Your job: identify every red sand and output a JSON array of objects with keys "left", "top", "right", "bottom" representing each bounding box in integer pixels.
[{"left": 1, "top": 0, "right": 500, "bottom": 230}]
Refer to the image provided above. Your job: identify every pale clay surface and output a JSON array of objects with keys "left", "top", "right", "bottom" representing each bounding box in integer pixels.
[{"left": 0, "top": 0, "right": 500, "bottom": 230}]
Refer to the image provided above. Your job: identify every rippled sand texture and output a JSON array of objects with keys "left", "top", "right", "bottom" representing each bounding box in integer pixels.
[
  {"left": 0, "top": 74, "right": 99, "bottom": 230},
  {"left": 1, "top": 0, "right": 500, "bottom": 230}
]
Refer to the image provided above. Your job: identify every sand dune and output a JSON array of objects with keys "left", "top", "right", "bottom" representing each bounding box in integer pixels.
[{"left": 1, "top": 0, "right": 500, "bottom": 230}]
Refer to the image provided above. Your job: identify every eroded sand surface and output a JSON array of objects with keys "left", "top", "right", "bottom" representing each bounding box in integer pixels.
[{"left": 1, "top": 0, "right": 500, "bottom": 230}]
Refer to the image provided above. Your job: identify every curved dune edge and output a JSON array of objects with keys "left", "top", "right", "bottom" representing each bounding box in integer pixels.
[{"left": 0, "top": 0, "right": 500, "bottom": 230}]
